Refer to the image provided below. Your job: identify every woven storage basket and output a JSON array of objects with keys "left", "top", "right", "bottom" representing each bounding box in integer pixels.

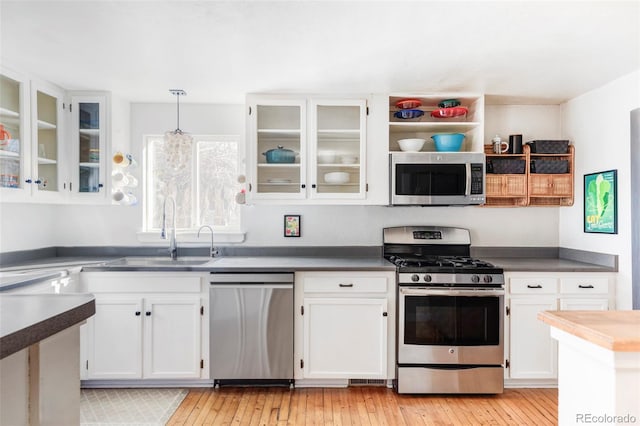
[
  {"left": 488, "top": 159, "right": 526, "bottom": 174},
  {"left": 527, "top": 140, "right": 569, "bottom": 154},
  {"left": 530, "top": 159, "right": 569, "bottom": 174}
]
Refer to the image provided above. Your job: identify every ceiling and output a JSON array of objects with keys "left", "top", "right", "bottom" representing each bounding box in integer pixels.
[{"left": 1, "top": 1, "right": 639, "bottom": 105}]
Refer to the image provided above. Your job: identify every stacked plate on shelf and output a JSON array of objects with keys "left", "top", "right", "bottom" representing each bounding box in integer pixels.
[
  {"left": 393, "top": 98, "right": 424, "bottom": 119},
  {"left": 430, "top": 99, "right": 468, "bottom": 119}
]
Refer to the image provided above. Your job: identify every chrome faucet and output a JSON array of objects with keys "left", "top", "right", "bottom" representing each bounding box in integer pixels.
[
  {"left": 161, "top": 196, "right": 178, "bottom": 260},
  {"left": 197, "top": 225, "right": 218, "bottom": 257}
]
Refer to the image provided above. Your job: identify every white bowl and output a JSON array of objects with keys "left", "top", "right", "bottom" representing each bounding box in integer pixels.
[
  {"left": 340, "top": 155, "right": 358, "bottom": 164},
  {"left": 317, "top": 151, "right": 336, "bottom": 164},
  {"left": 398, "top": 138, "right": 426, "bottom": 152},
  {"left": 323, "top": 172, "right": 350, "bottom": 184}
]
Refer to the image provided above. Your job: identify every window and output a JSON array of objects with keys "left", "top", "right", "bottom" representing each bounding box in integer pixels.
[{"left": 143, "top": 134, "right": 241, "bottom": 232}]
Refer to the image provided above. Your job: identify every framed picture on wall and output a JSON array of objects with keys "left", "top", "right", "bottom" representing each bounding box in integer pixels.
[
  {"left": 584, "top": 169, "right": 618, "bottom": 234},
  {"left": 284, "top": 215, "right": 301, "bottom": 237}
]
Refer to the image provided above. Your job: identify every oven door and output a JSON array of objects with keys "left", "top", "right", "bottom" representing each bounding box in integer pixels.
[{"left": 398, "top": 287, "right": 504, "bottom": 365}]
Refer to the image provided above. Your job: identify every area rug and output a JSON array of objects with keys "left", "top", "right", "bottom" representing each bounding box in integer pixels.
[{"left": 80, "top": 388, "right": 188, "bottom": 425}]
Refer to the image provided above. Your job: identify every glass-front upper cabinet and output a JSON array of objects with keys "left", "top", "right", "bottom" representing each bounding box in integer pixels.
[
  {"left": 310, "top": 99, "right": 367, "bottom": 199},
  {"left": 0, "top": 68, "right": 29, "bottom": 197},
  {"left": 70, "top": 94, "right": 107, "bottom": 196},
  {"left": 31, "top": 80, "right": 64, "bottom": 199},
  {"left": 249, "top": 98, "right": 307, "bottom": 200}
]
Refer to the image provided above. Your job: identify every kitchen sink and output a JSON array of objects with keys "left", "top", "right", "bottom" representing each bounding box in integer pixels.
[{"left": 106, "top": 257, "right": 215, "bottom": 267}]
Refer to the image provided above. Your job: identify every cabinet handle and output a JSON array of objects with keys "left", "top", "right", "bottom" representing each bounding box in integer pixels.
[
  {"left": 339, "top": 283, "right": 354, "bottom": 288},
  {"left": 145, "top": 311, "right": 151, "bottom": 316},
  {"left": 527, "top": 284, "right": 543, "bottom": 289},
  {"left": 578, "top": 284, "right": 594, "bottom": 289},
  {"left": 135, "top": 311, "right": 141, "bottom": 316}
]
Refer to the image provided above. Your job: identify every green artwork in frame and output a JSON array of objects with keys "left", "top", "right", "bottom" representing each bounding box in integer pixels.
[{"left": 584, "top": 169, "right": 617, "bottom": 234}]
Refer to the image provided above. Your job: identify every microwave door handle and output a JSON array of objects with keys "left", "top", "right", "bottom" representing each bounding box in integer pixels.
[{"left": 465, "top": 163, "right": 472, "bottom": 196}]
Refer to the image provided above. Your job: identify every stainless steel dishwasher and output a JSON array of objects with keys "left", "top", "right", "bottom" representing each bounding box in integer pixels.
[{"left": 209, "top": 272, "right": 293, "bottom": 387}]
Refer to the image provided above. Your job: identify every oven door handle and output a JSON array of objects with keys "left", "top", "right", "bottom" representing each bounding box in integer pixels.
[
  {"left": 400, "top": 288, "right": 504, "bottom": 297},
  {"left": 465, "top": 163, "right": 472, "bottom": 196}
]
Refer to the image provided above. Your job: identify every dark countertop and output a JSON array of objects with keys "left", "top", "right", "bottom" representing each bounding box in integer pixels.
[
  {"left": 485, "top": 257, "right": 616, "bottom": 273},
  {"left": 0, "top": 293, "right": 95, "bottom": 359}
]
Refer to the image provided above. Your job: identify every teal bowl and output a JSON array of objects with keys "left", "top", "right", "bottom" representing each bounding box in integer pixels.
[{"left": 431, "top": 133, "right": 465, "bottom": 151}]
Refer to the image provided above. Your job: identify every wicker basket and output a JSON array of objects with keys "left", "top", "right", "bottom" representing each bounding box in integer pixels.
[
  {"left": 527, "top": 140, "right": 569, "bottom": 154},
  {"left": 530, "top": 159, "right": 569, "bottom": 174},
  {"left": 488, "top": 159, "right": 526, "bottom": 174}
]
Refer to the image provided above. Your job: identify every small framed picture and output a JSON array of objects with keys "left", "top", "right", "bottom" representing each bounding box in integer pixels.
[
  {"left": 584, "top": 169, "right": 618, "bottom": 234},
  {"left": 284, "top": 215, "right": 301, "bottom": 237}
]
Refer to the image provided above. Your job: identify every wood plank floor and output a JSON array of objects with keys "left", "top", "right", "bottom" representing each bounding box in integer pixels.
[{"left": 167, "top": 387, "right": 557, "bottom": 425}]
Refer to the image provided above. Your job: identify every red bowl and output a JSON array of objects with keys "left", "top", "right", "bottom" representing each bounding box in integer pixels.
[
  {"left": 430, "top": 106, "right": 468, "bottom": 118},
  {"left": 395, "top": 98, "right": 422, "bottom": 109}
]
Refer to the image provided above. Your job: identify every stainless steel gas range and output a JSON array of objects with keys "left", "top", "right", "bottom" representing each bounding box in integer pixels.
[{"left": 383, "top": 226, "right": 505, "bottom": 394}]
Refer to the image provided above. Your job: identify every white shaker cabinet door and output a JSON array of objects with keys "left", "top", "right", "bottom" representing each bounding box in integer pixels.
[
  {"left": 302, "top": 297, "right": 387, "bottom": 379},
  {"left": 86, "top": 295, "right": 143, "bottom": 379},
  {"left": 143, "top": 296, "right": 202, "bottom": 379},
  {"left": 508, "top": 297, "right": 558, "bottom": 379}
]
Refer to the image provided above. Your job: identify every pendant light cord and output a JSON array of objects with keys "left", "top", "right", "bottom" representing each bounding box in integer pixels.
[{"left": 169, "top": 89, "right": 186, "bottom": 134}]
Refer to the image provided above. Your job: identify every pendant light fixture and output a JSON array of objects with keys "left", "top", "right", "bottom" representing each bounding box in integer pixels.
[{"left": 164, "top": 89, "right": 192, "bottom": 172}]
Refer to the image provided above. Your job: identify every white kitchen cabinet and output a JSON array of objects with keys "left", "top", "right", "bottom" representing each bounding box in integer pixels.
[
  {"left": 68, "top": 93, "right": 109, "bottom": 199},
  {"left": 505, "top": 271, "right": 615, "bottom": 386},
  {"left": 303, "top": 297, "right": 387, "bottom": 379},
  {"left": 86, "top": 295, "right": 143, "bottom": 379},
  {"left": 388, "top": 93, "right": 485, "bottom": 153},
  {"left": 30, "top": 79, "right": 65, "bottom": 200},
  {"left": 294, "top": 271, "right": 396, "bottom": 385},
  {"left": 0, "top": 67, "right": 30, "bottom": 199},
  {"left": 0, "top": 68, "right": 67, "bottom": 202},
  {"left": 508, "top": 297, "right": 558, "bottom": 379},
  {"left": 246, "top": 95, "right": 368, "bottom": 203},
  {"left": 81, "top": 272, "right": 207, "bottom": 382}
]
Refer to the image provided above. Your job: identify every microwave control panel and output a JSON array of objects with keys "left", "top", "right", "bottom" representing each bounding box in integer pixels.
[{"left": 470, "top": 163, "right": 484, "bottom": 195}]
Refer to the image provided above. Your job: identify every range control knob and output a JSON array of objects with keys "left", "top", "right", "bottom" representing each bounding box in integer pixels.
[
  {"left": 471, "top": 275, "right": 480, "bottom": 283},
  {"left": 411, "top": 274, "right": 420, "bottom": 282},
  {"left": 423, "top": 274, "right": 432, "bottom": 283},
  {"left": 483, "top": 275, "right": 493, "bottom": 283}
]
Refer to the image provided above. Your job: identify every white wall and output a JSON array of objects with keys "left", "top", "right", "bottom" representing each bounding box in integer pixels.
[
  {"left": 560, "top": 70, "right": 640, "bottom": 309},
  {"left": 1, "top": 100, "right": 565, "bottom": 251}
]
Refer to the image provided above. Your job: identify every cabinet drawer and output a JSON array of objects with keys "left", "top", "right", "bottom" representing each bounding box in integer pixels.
[
  {"left": 560, "top": 277, "right": 609, "bottom": 294},
  {"left": 510, "top": 277, "right": 558, "bottom": 294},
  {"left": 303, "top": 275, "right": 388, "bottom": 293},
  {"left": 83, "top": 273, "right": 202, "bottom": 293}
]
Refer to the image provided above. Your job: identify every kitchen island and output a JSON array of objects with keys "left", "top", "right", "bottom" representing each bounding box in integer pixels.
[
  {"left": 0, "top": 293, "right": 95, "bottom": 425},
  {"left": 538, "top": 310, "right": 640, "bottom": 425}
]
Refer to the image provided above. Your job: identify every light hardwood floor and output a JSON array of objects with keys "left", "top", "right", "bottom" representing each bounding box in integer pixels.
[{"left": 167, "top": 386, "right": 558, "bottom": 425}]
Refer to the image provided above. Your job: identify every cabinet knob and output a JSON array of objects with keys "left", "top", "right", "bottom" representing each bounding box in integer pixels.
[
  {"left": 25, "top": 179, "right": 32, "bottom": 184},
  {"left": 301, "top": 184, "right": 306, "bottom": 189},
  {"left": 135, "top": 311, "right": 141, "bottom": 316},
  {"left": 145, "top": 311, "right": 151, "bottom": 316},
  {"left": 34, "top": 179, "right": 42, "bottom": 185},
  {"left": 312, "top": 184, "right": 316, "bottom": 189},
  {"left": 98, "top": 183, "right": 104, "bottom": 188}
]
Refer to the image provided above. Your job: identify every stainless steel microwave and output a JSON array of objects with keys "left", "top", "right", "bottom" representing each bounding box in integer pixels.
[{"left": 389, "top": 152, "right": 486, "bottom": 206}]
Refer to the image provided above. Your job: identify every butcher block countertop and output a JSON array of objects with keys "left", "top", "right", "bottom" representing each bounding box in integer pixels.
[{"left": 538, "top": 310, "right": 640, "bottom": 352}]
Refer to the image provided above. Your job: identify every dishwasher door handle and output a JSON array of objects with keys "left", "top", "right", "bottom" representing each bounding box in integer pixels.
[
  {"left": 210, "top": 283, "right": 293, "bottom": 289},
  {"left": 209, "top": 273, "right": 294, "bottom": 284}
]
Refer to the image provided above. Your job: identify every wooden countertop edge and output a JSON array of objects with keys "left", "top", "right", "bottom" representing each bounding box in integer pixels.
[{"left": 537, "top": 310, "right": 640, "bottom": 352}]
